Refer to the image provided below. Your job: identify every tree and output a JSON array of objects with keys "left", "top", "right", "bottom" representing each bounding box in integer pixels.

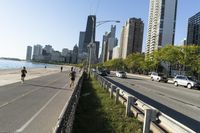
[
  {"left": 124, "top": 53, "right": 144, "bottom": 73},
  {"left": 103, "top": 58, "right": 125, "bottom": 71}
]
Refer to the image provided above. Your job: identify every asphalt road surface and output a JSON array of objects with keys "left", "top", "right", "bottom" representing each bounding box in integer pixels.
[
  {"left": 0, "top": 71, "right": 79, "bottom": 133},
  {"left": 106, "top": 73, "right": 200, "bottom": 132}
]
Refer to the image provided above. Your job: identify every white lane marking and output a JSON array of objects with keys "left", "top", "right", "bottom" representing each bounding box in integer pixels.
[
  {"left": 0, "top": 74, "right": 66, "bottom": 109},
  {"left": 0, "top": 88, "right": 40, "bottom": 109},
  {"left": 53, "top": 81, "right": 71, "bottom": 133},
  {"left": 63, "top": 82, "right": 69, "bottom": 89},
  {"left": 16, "top": 90, "right": 61, "bottom": 132}
]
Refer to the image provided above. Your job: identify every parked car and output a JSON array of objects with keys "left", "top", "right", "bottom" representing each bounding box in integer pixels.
[
  {"left": 104, "top": 69, "right": 110, "bottom": 74},
  {"left": 150, "top": 72, "right": 168, "bottom": 82},
  {"left": 92, "top": 68, "right": 96, "bottom": 72},
  {"left": 116, "top": 71, "right": 126, "bottom": 78},
  {"left": 173, "top": 75, "right": 200, "bottom": 89}
]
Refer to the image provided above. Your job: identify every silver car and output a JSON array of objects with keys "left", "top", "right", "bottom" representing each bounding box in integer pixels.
[
  {"left": 173, "top": 75, "right": 199, "bottom": 89},
  {"left": 116, "top": 71, "right": 126, "bottom": 78}
]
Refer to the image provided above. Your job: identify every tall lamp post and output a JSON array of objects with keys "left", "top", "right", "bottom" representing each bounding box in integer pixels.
[{"left": 88, "top": 19, "right": 120, "bottom": 78}]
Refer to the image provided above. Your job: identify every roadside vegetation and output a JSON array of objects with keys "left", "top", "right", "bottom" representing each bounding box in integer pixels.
[
  {"left": 73, "top": 75, "right": 143, "bottom": 133},
  {"left": 94, "top": 45, "right": 200, "bottom": 79}
]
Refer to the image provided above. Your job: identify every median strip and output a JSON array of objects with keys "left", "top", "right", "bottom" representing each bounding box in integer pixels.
[{"left": 72, "top": 76, "right": 143, "bottom": 133}]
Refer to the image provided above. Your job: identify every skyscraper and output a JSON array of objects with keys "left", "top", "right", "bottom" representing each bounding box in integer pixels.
[
  {"left": 83, "top": 15, "right": 96, "bottom": 53},
  {"left": 100, "top": 25, "right": 117, "bottom": 62},
  {"left": 78, "top": 31, "right": 85, "bottom": 54},
  {"left": 187, "top": 12, "right": 200, "bottom": 45},
  {"left": 26, "top": 46, "right": 32, "bottom": 61},
  {"left": 72, "top": 44, "right": 79, "bottom": 64},
  {"left": 120, "top": 18, "right": 144, "bottom": 59},
  {"left": 146, "top": 0, "right": 178, "bottom": 55},
  {"left": 95, "top": 41, "right": 100, "bottom": 60}
]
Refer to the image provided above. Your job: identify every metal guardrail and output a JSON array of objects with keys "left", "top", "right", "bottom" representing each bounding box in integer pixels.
[
  {"left": 53, "top": 72, "right": 84, "bottom": 133},
  {"left": 93, "top": 72, "right": 196, "bottom": 133}
]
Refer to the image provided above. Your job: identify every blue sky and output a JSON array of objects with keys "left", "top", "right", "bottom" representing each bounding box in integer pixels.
[{"left": 0, "top": 0, "right": 199, "bottom": 59}]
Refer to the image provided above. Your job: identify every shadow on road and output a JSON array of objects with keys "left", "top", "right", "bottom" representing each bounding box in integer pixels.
[{"left": 24, "top": 83, "right": 72, "bottom": 91}]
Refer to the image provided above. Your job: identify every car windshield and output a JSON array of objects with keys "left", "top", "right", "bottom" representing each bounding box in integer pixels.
[
  {"left": 158, "top": 73, "right": 164, "bottom": 76},
  {"left": 119, "top": 71, "right": 125, "bottom": 74},
  {"left": 187, "top": 77, "right": 195, "bottom": 81}
]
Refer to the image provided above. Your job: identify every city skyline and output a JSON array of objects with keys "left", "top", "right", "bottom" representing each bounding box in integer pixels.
[{"left": 0, "top": 0, "right": 200, "bottom": 59}]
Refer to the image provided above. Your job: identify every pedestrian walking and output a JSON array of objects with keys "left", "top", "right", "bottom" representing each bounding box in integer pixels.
[
  {"left": 69, "top": 69, "right": 76, "bottom": 87},
  {"left": 71, "top": 67, "right": 73, "bottom": 72},
  {"left": 21, "top": 66, "right": 27, "bottom": 83},
  {"left": 61, "top": 66, "right": 63, "bottom": 72}
]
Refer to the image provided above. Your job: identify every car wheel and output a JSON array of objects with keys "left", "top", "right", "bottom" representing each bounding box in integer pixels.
[
  {"left": 174, "top": 81, "right": 178, "bottom": 86},
  {"left": 187, "top": 83, "right": 192, "bottom": 89},
  {"left": 157, "top": 78, "right": 160, "bottom": 82},
  {"left": 151, "top": 77, "right": 154, "bottom": 81}
]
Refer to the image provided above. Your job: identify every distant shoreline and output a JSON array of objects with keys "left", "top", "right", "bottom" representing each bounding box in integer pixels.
[{"left": 0, "top": 57, "right": 22, "bottom": 61}]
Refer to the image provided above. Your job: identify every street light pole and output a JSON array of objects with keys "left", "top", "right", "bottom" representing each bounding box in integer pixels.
[{"left": 88, "top": 18, "right": 120, "bottom": 78}]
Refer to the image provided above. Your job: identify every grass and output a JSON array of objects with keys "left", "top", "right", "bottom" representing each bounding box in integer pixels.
[{"left": 72, "top": 75, "right": 143, "bottom": 133}]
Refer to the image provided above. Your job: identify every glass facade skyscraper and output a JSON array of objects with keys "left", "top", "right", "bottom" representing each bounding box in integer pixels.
[
  {"left": 187, "top": 12, "right": 200, "bottom": 45},
  {"left": 83, "top": 15, "right": 96, "bottom": 53}
]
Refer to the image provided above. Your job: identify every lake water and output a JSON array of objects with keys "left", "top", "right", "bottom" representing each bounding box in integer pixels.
[{"left": 0, "top": 59, "right": 55, "bottom": 70}]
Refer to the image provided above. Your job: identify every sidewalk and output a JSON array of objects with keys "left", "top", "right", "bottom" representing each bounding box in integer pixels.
[{"left": 0, "top": 66, "right": 71, "bottom": 86}]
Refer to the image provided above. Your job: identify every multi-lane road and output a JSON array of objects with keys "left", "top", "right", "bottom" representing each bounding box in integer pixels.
[
  {"left": 0, "top": 71, "right": 78, "bottom": 133},
  {"left": 106, "top": 73, "right": 200, "bottom": 132}
]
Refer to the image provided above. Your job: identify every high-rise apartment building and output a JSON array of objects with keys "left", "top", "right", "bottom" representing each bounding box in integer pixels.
[
  {"left": 32, "top": 44, "right": 43, "bottom": 61},
  {"left": 33, "top": 44, "right": 42, "bottom": 56},
  {"left": 26, "top": 46, "right": 32, "bottom": 61},
  {"left": 43, "top": 45, "right": 53, "bottom": 54},
  {"left": 120, "top": 18, "right": 144, "bottom": 59},
  {"left": 187, "top": 12, "right": 200, "bottom": 45},
  {"left": 83, "top": 15, "right": 96, "bottom": 53},
  {"left": 146, "top": 0, "right": 178, "bottom": 55}
]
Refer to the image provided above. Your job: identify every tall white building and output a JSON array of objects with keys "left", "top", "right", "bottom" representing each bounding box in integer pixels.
[
  {"left": 146, "top": 0, "right": 178, "bottom": 55},
  {"left": 101, "top": 25, "right": 117, "bottom": 62},
  {"left": 112, "top": 46, "right": 120, "bottom": 59},
  {"left": 33, "top": 44, "right": 42, "bottom": 56},
  {"left": 32, "top": 44, "right": 43, "bottom": 61},
  {"left": 26, "top": 46, "right": 32, "bottom": 61}
]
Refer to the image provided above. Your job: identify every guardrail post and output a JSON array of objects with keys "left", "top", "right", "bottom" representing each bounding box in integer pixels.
[
  {"left": 110, "top": 84, "right": 115, "bottom": 98},
  {"left": 106, "top": 82, "right": 109, "bottom": 92},
  {"left": 101, "top": 78, "right": 103, "bottom": 87},
  {"left": 105, "top": 81, "right": 108, "bottom": 91},
  {"left": 143, "top": 109, "right": 158, "bottom": 133},
  {"left": 126, "top": 96, "right": 135, "bottom": 117},
  {"left": 115, "top": 88, "right": 120, "bottom": 104},
  {"left": 103, "top": 80, "right": 106, "bottom": 89}
]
